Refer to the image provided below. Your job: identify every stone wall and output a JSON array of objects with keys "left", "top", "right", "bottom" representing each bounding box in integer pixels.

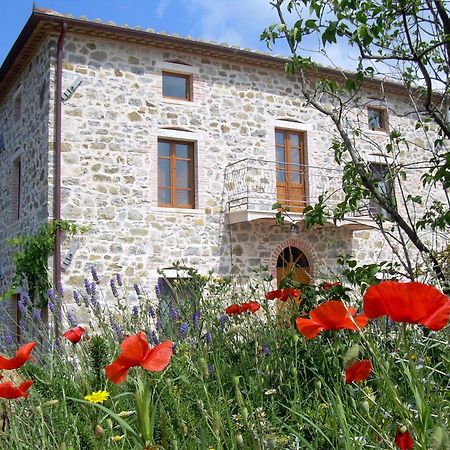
[
  {"left": 0, "top": 38, "right": 53, "bottom": 333},
  {"left": 49, "top": 32, "right": 447, "bottom": 299}
]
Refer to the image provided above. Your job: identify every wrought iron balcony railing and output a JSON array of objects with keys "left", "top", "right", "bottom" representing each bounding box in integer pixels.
[{"left": 224, "top": 158, "right": 370, "bottom": 221}]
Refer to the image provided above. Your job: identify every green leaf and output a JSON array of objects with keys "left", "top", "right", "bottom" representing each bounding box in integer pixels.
[{"left": 343, "top": 344, "right": 360, "bottom": 368}]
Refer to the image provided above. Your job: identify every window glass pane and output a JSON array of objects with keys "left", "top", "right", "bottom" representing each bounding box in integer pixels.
[
  {"left": 175, "top": 143, "right": 189, "bottom": 158},
  {"left": 158, "top": 188, "right": 171, "bottom": 204},
  {"left": 163, "top": 73, "right": 188, "bottom": 99},
  {"left": 290, "top": 170, "right": 301, "bottom": 183},
  {"left": 368, "top": 109, "right": 382, "bottom": 129},
  {"left": 158, "top": 141, "right": 170, "bottom": 157},
  {"left": 158, "top": 159, "right": 171, "bottom": 187},
  {"left": 291, "top": 148, "right": 300, "bottom": 166},
  {"left": 176, "top": 190, "right": 190, "bottom": 205},
  {"left": 290, "top": 133, "right": 300, "bottom": 148},
  {"left": 276, "top": 147, "right": 285, "bottom": 163},
  {"left": 275, "top": 131, "right": 284, "bottom": 146},
  {"left": 176, "top": 160, "right": 191, "bottom": 188}
]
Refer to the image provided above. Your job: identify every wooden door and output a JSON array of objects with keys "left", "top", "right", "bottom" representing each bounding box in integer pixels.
[
  {"left": 275, "top": 130, "right": 306, "bottom": 212},
  {"left": 276, "top": 246, "right": 310, "bottom": 287}
]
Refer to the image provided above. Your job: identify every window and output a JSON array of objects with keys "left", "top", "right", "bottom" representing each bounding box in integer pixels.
[
  {"left": 158, "top": 139, "right": 195, "bottom": 208},
  {"left": 368, "top": 163, "right": 395, "bottom": 219},
  {"left": 11, "top": 156, "right": 22, "bottom": 221},
  {"left": 13, "top": 93, "right": 22, "bottom": 123},
  {"left": 368, "top": 107, "right": 387, "bottom": 131},
  {"left": 162, "top": 72, "right": 191, "bottom": 100}
]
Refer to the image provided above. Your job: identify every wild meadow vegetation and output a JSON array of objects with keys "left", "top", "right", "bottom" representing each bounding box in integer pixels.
[{"left": 0, "top": 265, "right": 448, "bottom": 450}]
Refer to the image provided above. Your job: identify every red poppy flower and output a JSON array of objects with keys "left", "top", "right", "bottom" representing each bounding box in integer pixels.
[
  {"left": 364, "top": 281, "right": 450, "bottom": 331},
  {"left": 225, "top": 301, "right": 260, "bottom": 315},
  {"left": 345, "top": 359, "right": 372, "bottom": 384},
  {"left": 395, "top": 429, "right": 414, "bottom": 450},
  {"left": 265, "top": 288, "right": 300, "bottom": 302},
  {"left": 320, "top": 281, "right": 341, "bottom": 290},
  {"left": 105, "top": 332, "right": 173, "bottom": 384},
  {"left": 0, "top": 380, "right": 33, "bottom": 399},
  {"left": 295, "top": 300, "right": 368, "bottom": 339},
  {"left": 0, "top": 342, "right": 36, "bottom": 370},
  {"left": 63, "top": 326, "right": 86, "bottom": 344}
]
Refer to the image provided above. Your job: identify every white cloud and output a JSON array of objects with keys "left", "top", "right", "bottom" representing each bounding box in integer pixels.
[{"left": 155, "top": 0, "right": 171, "bottom": 19}]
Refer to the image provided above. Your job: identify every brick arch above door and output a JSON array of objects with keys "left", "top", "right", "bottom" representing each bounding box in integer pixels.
[{"left": 268, "top": 239, "right": 318, "bottom": 282}]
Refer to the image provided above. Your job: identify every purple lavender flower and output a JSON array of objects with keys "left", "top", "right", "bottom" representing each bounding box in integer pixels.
[
  {"left": 67, "top": 312, "right": 77, "bottom": 328},
  {"left": 73, "top": 290, "right": 82, "bottom": 307},
  {"left": 262, "top": 343, "right": 270, "bottom": 356},
  {"left": 192, "top": 311, "right": 201, "bottom": 330},
  {"left": 219, "top": 314, "right": 228, "bottom": 332},
  {"left": 132, "top": 305, "right": 139, "bottom": 319},
  {"left": 156, "top": 318, "right": 163, "bottom": 330},
  {"left": 48, "top": 302, "right": 55, "bottom": 313},
  {"left": 18, "top": 296, "right": 26, "bottom": 313},
  {"left": 110, "top": 279, "right": 119, "bottom": 298},
  {"left": 208, "top": 364, "right": 215, "bottom": 375},
  {"left": 48, "top": 288, "right": 57, "bottom": 303},
  {"left": 116, "top": 273, "right": 123, "bottom": 287},
  {"left": 110, "top": 318, "right": 124, "bottom": 341},
  {"left": 3, "top": 332, "right": 14, "bottom": 346},
  {"left": 151, "top": 330, "right": 160, "bottom": 345},
  {"left": 90, "top": 266, "right": 100, "bottom": 283},
  {"left": 22, "top": 292, "right": 31, "bottom": 306},
  {"left": 148, "top": 306, "right": 156, "bottom": 319},
  {"left": 56, "top": 281, "right": 64, "bottom": 297},
  {"left": 90, "top": 282, "right": 97, "bottom": 295},
  {"left": 33, "top": 308, "right": 42, "bottom": 322},
  {"left": 134, "top": 283, "right": 142, "bottom": 296},
  {"left": 180, "top": 322, "right": 188, "bottom": 336},
  {"left": 155, "top": 279, "right": 163, "bottom": 298},
  {"left": 170, "top": 309, "right": 179, "bottom": 322},
  {"left": 205, "top": 331, "right": 212, "bottom": 344},
  {"left": 84, "top": 278, "right": 92, "bottom": 295}
]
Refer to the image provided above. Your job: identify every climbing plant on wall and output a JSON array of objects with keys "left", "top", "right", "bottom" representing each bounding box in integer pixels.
[{"left": 2, "top": 220, "right": 85, "bottom": 307}]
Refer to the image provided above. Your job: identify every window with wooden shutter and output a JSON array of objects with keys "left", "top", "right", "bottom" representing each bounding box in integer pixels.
[{"left": 11, "top": 157, "right": 22, "bottom": 221}]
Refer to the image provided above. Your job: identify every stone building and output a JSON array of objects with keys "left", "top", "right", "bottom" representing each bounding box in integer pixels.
[{"left": 0, "top": 8, "right": 444, "bottom": 321}]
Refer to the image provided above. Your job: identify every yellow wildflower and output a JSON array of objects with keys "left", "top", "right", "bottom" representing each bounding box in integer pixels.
[
  {"left": 112, "top": 435, "right": 124, "bottom": 442},
  {"left": 84, "top": 390, "right": 110, "bottom": 404}
]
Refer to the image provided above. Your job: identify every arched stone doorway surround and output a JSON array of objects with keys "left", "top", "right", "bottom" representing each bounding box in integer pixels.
[{"left": 268, "top": 239, "right": 319, "bottom": 285}]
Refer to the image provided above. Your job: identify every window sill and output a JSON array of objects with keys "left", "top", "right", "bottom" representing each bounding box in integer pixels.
[
  {"left": 151, "top": 207, "right": 205, "bottom": 215},
  {"left": 160, "top": 97, "right": 197, "bottom": 107}
]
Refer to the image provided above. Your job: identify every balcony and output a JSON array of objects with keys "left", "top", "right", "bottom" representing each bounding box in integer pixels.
[{"left": 224, "top": 159, "right": 374, "bottom": 229}]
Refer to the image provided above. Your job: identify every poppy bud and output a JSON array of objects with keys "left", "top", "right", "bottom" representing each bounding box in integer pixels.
[
  {"left": 213, "top": 411, "right": 221, "bottom": 434},
  {"left": 199, "top": 357, "right": 209, "bottom": 379},
  {"left": 106, "top": 418, "right": 113, "bottom": 431},
  {"left": 232, "top": 376, "right": 240, "bottom": 387},
  {"left": 291, "top": 334, "right": 299, "bottom": 345},
  {"left": 43, "top": 399, "right": 59, "bottom": 407},
  {"left": 314, "top": 380, "right": 322, "bottom": 391},
  {"left": 291, "top": 366, "right": 297, "bottom": 377},
  {"left": 429, "top": 426, "right": 443, "bottom": 449},
  {"left": 267, "top": 434, "right": 277, "bottom": 448},
  {"left": 180, "top": 421, "right": 188, "bottom": 436},
  {"left": 241, "top": 407, "right": 249, "bottom": 422},
  {"left": 118, "top": 410, "right": 134, "bottom": 417},
  {"left": 35, "top": 406, "right": 42, "bottom": 415},
  {"left": 399, "top": 425, "right": 408, "bottom": 433},
  {"left": 360, "top": 400, "right": 370, "bottom": 415},
  {"left": 236, "top": 434, "right": 244, "bottom": 446},
  {"left": 95, "top": 425, "right": 105, "bottom": 438},
  {"left": 350, "top": 397, "right": 357, "bottom": 410},
  {"left": 59, "top": 443, "right": 67, "bottom": 450}
]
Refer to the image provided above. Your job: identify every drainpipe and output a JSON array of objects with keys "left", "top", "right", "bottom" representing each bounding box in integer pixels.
[{"left": 53, "top": 22, "right": 66, "bottom": 333}]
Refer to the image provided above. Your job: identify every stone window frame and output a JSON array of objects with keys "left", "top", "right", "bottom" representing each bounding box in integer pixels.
[
  {"left": 366, "top": 160, "right": 396, "bottom": 220},
  {"left": 11, "top": 147, "right": 23, "bottom": 223},
  {"left": 156, "top": 61, "right": 200, "bottom": 106},
  {"left": 150, "top": 128, "right": 206, "bottom": 214}
]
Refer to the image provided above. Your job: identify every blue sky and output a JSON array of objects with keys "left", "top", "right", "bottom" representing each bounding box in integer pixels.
[{"left": 0, "top": 1, "right": 356, "bottom": 70}]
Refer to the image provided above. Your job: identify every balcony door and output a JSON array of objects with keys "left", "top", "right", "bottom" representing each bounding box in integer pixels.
[{"left": 275, "top": 130, "right": 307, "bottom": 212}]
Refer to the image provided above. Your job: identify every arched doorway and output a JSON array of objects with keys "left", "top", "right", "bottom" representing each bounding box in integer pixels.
[{"left": 276, "top": 246, "right": 310, "bottom": 287}]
